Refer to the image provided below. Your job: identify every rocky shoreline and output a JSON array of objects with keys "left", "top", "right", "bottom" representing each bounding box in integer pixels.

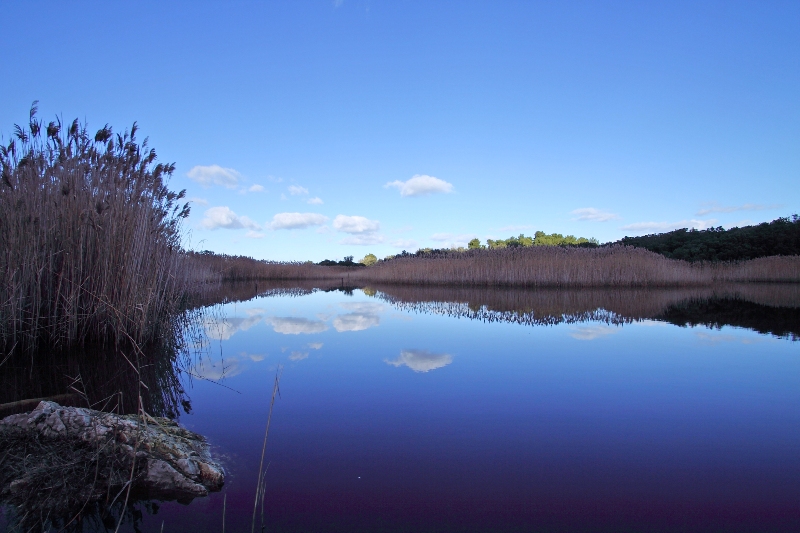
[{"left": 0, "top": 401, "right": 224, "bottom": 506}]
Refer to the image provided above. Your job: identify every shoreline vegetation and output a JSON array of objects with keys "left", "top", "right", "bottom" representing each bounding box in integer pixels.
[
  {"left": 2, "top": 108, "right": 799, "bottom": 354},
  {"left": 195, "top": 245, "right": 800, "bottom": 286},
  {"left": 0, "top": 109, "right": 210, "bottom": 354}
]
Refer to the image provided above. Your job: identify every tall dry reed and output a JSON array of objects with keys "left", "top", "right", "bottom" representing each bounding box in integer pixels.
[
  {"left": 353, "top": 246, "right": 800, "bottom": 287},
  {"left": 0, "top": 105, "right": 207, "bottom": 353},
  {"left": 185, "top": 252, "right": 332, "bottom": 282},
  {"left": 188, "top": 246, "right": 800, "bottom": 288}
]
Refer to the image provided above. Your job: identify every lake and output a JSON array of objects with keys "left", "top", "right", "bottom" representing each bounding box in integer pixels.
[{"left": 3, "top": 283, "right": 800, "bottom": 532}]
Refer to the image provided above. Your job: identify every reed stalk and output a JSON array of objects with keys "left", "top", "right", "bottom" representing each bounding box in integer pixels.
[
  {"left": 0, "top": 105, "right": 211, "bottom": 354},
  {"left": 252, "top": 366, "right": 282, "bottom": 533}
]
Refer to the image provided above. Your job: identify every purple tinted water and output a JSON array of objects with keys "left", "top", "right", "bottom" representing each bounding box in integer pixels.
[{"left": 148, "top": 289, "right": 800, "bottom": 532}]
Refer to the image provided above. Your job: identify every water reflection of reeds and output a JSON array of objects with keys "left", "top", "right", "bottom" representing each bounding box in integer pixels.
[
  {"left": 368, "top": 283, "right": 800, "bottom": 339},
  {"left": 0, "top": 307, "right": 211, "bottom": 531},
  {"left": 0, "top": 340, "right": 191, "bottom": 420},
  {"left": 204, "top": 280, "right": 800, "bottom": 340}
]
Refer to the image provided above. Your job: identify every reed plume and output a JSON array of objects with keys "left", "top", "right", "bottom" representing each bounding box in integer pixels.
[{"left": 0, "top": 104, "right": 208, "bottom": 353}]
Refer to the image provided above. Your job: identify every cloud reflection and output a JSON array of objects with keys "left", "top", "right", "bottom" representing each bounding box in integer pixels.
[
  {"left": 385, "top": 349, "right": 453, "bottom": 373},
  {"left": 266, "top": 317, "right": 329, "bottom": 335},
  {"left": 193, "top": 356, "right": 245, "bottom": 380},
  {"left": 569, "top": 325, "right": 619, "bottom": 340},
  {"left": 289, "top": 351, "right": 309, "bottom": 361},
  {"left": 339, "top": 302, "right": 385, "bottom": 314},
  {"left": 333, "top": 301, "right": 384, "bottom": 332},
  {"left": 695, "top": 331, "right": 772, "bottom": 345},
  {"left": 204, "top": 315, "right": 263, "bottom": 341},
  {"left": 333, "top": 313, "right": 381, "bottom": 332}
]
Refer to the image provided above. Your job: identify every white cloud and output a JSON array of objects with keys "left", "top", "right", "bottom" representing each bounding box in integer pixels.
[
  {"left": 385, "top": 175, "right": 454, "bottom": 197},
  {"left": 333, "top": 215, "right": 380, "bottom": 234},
  {"left": 289, "top": 351, "right": 309, "bottom": 361},
  {"left": 696, "top": 203, "right": 783, "bottom": 216},
  {"left": 385, "top": 349, "right": 453, "bottom": 372},
  {"left": 571, "top": 208, "right": 621, "bottom": 222},
  {"left": 200, "top": 206, "right": 262, "bottom": 230},
  {"left": 391, "top": 239, "right": 418, "bottom": 249},
  {"left": 307, "top": 197, "right": 324, "bottom": 205},
  {"left": 340, "top": 234, "right": 385, "bottom": 246},
  {"left": 288, "top": 185, "right": 309, "bottom": 196},
  {"left": 308, "top": 342, "right": 324, "bottom": 350},
  {"left": 187, "top": 197, "right": 209, "bottom": 206},
  {"left": 187, "top": 165, "right": 241, "bottom": 189},
  {"left": 332, "top": 215, "right": 382, "bottom": 244},
  {"left": 248, "top": 184, "right": 265, "bottom": 192},
  {"left": 269, "top": 212, "right": 328, "bottom": 230},
  {"left": 569, "top": 325, "right": 619, "bottom": 340},
  {"left": 621, "top": 219, "right": 718, "bottom": 234},
  {"left": 266, "top": 317, "right": 329, "bottom": 335}
]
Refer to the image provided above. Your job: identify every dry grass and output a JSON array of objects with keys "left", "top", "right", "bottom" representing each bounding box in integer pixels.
[
  {"left": 0, "top": 108, "right": 210, "bottom": 353},
  {"left": 185, "top": 252, "right": 332, "bottom": 282},
  {"left": 0, "top": 417, "right": 151, "bottom": 533},
  {"left": 353, "top": 246, "right": 800, "bottom": 287},
  {"left": 190, "top": 246, "right": 800, "bottom": 288}
]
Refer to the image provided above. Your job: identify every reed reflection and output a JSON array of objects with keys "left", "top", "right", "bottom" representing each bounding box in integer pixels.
[
  {"left": 369, "top": 283, "right": 800, "bottom": 339},
  {"left": 0, "top": 308, "right": 211, "bottom": 532}
]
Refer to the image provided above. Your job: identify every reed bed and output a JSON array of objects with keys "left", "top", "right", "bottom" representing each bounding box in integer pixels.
[
  {"left": 0, "top": 108, "right": 210, "bottom": 353},
  {"left": 187, "top": 247, "right": 800, "bottom": 289},
  {"left": 185, "top": 252, "right": 333, "bottom": 282},
  {"left": 353, "top": 246, "right": 800, "bottom": 287}
]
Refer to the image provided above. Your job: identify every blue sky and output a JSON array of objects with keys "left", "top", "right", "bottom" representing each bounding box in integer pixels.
[{"left": 1, "top": 1, "right": 798, "bottom": 261}]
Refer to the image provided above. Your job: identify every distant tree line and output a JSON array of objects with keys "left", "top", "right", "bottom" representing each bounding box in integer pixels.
[
  {"left": 320, "top": 216, "right": 800, "bottom": 269},
  {"left": 317, "top": 255, "right": 365, "bottom": 267},
  {"left": 616, "top": 215, "right": 800, "bottom": 262},
  {"left": 469, "top": 231, "right": 599, "bottom": 250}
]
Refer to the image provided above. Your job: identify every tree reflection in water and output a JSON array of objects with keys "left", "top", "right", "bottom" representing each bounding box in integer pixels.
[
  {"left": 369, "top": 283, "right": 800, "bottom": 339},
  {"left": 3, "top": 280, "right": 796, "bottom": 531}
]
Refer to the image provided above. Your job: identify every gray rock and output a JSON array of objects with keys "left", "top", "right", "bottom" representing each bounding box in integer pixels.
[{"left": 0, "top": 401, "right": 224, "bottom": 503}]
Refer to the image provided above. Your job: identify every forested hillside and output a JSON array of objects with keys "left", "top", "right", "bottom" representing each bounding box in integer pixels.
[{"left": 618, "top": 216, "right": 800, "bottom": 262}]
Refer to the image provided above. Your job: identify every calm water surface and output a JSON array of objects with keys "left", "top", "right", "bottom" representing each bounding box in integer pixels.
[
  {"left": 5, "top": 284, "right": 800, "bottom": 532},
  {"left": 148, "top": 285, "right": 800, "bottom": 533}
]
